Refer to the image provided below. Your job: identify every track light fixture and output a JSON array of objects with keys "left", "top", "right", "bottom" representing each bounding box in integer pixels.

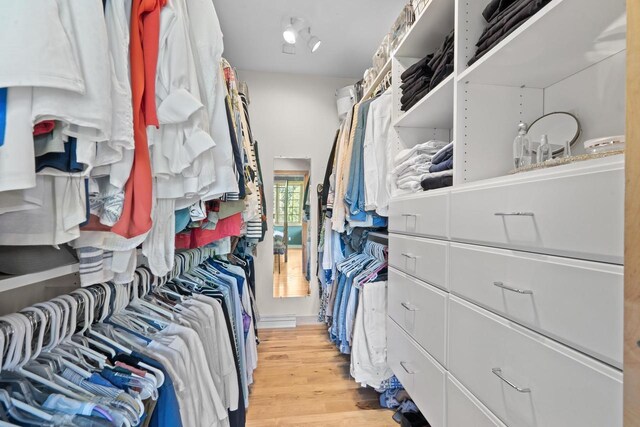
[{"left": 281, "top": 18, "right": 322, "bottom": 54}]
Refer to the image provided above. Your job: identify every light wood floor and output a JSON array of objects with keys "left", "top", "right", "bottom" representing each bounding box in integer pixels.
[
  {"left": 247, "top": 324, "right": 396, "bottom": 426},
  {"left": 273, "top": 248, "right": 311, "bottom": 298}
]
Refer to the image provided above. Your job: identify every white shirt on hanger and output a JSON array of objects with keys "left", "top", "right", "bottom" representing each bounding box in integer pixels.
[
  {"left": 0, "top": 175, "right": 86, "bottom": 246},
  {"left": 32, "top": 0, "right": 113, "bottom": 143},
  {"left": 363, "top": 90, "right": 393, "bottom": 217},
  {"left": 0, "top": 1, "right": 84, "bottom": 92}
]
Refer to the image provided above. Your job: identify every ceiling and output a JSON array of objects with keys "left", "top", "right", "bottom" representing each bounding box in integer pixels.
[{"left": 213, "top": 0, "right": 407, "bottom": 79}]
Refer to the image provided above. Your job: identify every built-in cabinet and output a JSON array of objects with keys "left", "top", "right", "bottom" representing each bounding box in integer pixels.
[{"left": 383, "top": 0, "right": 627, "bottom": 425}]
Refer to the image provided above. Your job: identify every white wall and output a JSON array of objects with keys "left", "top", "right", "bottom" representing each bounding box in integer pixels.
[{"left": 238, "top": 70, "right": 354, "bottom": 318}]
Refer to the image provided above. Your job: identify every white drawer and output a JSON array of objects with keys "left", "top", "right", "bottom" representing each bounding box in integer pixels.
[
  {"left": 449, "top": 243, "right": 623, "bottom": 368},
  {"left": 388, "top": 268, "right": 448, "bottom": 366},
  {"left": 388, "top": 318, "right": 446, "bottom": 427},
  {"left": 450, "top": 165, "right": 624, "bottom": 264},
  {"left": 389, "top": 190, "right": 449, "bottom": 239},
  {"left": 448, "top": 296, "right": 623, "bottom": 427},
  {"left": 447, "top": 375, "right": 506, "bottom": 427},
  {"left": 389, "top": 234, "right": 448, "bottom": 290}
]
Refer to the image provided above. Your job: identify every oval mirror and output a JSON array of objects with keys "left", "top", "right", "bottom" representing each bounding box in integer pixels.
[{"left": 528, "top": 112, "right": 581, "bottom": 156}]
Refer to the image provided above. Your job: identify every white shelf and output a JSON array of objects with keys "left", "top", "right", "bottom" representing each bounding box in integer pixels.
[
  {"left": 363, "top": 59, "right": 391, "bottom": 100},
  {"left": 457, "top": 0, "right": 626, "bottom": 88},
  {"left": 395, "top": 74, "right": 454, "bottom": 129},
  {"left": 0, "top": 263, "right": 79, "bottom": 293},
  {"left": 394, "top": 0, "right": 455, "bottom": 58}
]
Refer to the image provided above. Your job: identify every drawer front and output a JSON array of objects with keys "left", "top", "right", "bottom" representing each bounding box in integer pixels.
[
  {"left": 388, "top": 318, "right": 446, "bottom": 427},
  {"left": 389, "top": 234, "right": 448, "bottom": 290},
  {"left": 447, "top": 375, "right": 506, "bottom": 427},
  {"left": 389, "top": 191, "right": 449, "bottom": 239},
  {"left": 388, "top": 268, "right": 448, "bottom": 366},
  {"left": 450, "top": 167, "right": 624, "bottom": 264},
  {"left": 448, "top": 297, "right": 623, "bottom": 427},
  {"left": 450, "top": 243, "right": 623, "bottom": 367}
]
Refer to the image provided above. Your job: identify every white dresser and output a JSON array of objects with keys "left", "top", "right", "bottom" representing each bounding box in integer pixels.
[{"left": 386, "top": 156, "right": 624, "bottom": 427}]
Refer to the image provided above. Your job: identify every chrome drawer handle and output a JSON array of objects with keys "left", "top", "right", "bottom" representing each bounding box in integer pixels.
[
  {"left": 493, "top": 282, "right": 533, "bottom": 295},
  {"left": 492, "top": 368, "right": 531, "bottom": 393},
  {"left": 400, "top": 361, "right": 415, "bottom": 374},
  {"left": 401, "top": 213, "right": 418, "bottom": 217},
  {"left": 401, "top": 253, "right": 417, "bottom": 260},
  {"left": 494, "top": 212, "right": 534, "bottom": 217},
  {"left": 401, "top": 302, "right": 419, "bottom": 312}
]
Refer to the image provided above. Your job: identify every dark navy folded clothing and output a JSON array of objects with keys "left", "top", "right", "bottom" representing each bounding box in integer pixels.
[
  {"left": 469, "top": 0, "right": 551, "bottom": 65},
  {"left": 35, "top": 137, "right": 84, "bottom": 173},
  {"left": 401, "top": 54, "right": 434, "bottom": 81},
  {"left": 431, "top": 142, "right": 454, "bottom": 165},
  {"left": 401, "top": 30, "right": 454, "bottom": 111},
  {"left": 421, "top": 174, "right": 453, "bottom": 191},
  {"left": 429, "top": 157, "right": 453, "bottom": 173},
  {"left": 482, "top": 0, "right": 520, "bottom": 21}
]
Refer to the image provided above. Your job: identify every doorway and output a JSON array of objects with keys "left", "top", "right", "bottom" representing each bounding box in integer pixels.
[{"left": 273, "top": 158, "right": 312, "bottom": 298}]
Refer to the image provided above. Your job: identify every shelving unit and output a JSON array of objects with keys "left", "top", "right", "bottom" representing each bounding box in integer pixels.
[
  {"left": 384, "top": 0, "right": 626, "bottom": 189},
  {"left": 383, "top": 1, "right": 627, "bottom": 426},
  {"left": 0, "top": 263, "right": 79, "bottom": 294}
]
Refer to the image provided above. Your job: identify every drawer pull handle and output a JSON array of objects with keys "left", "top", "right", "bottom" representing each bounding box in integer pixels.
[
  {"left": 401, "top": 253, "right": 417, "bottom": 260},
  {"left": 401, "top": 213, "right": 418, "bottom": 217},
  {"left": 494, "top": 212, "right": 534, "bottom": 217},
  {"left": 400, "top": 361, "right": 415, "bottom": 374},
  {"left": 492, "top": 368, "right": 531, "bottom": 393},
  {"left": 493, "top": 282, "right": 533, "bottom": 295},
  {"left": 401, "top": 302, "right": 419, "bottom": 312}
]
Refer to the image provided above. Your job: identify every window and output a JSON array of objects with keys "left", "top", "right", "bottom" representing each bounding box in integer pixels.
[{"left": 273, "top": 180, "right": 304, "bottom": 226}]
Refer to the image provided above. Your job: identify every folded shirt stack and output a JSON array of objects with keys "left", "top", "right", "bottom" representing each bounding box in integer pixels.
[
  {"left": 393, "top": 140, "right": 453, "bottom": 193},
  {"left": 400, "top": 30, "right": 455, "bottom": 111},
  {"left": 468, "top": 0, "right": 552, "bottom": 65}
]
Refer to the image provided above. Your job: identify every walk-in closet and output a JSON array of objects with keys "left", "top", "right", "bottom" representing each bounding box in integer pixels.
[{"left": 0, "top": 0, "right": 637, "bottom": 426}]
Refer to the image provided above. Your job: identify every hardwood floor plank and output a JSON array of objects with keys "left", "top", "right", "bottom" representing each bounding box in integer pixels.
[{"left": 247, "top": 325, "right": 395, "bottom": 426}]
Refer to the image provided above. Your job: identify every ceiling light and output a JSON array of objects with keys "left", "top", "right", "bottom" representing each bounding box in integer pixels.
[
  {"left": 282, "top": 43, "right": 296, "bottom": 55},
  {"left": 283, "top": 26, "right": 297, "bottom": 44},
  {"left": 308, "top": 36, "right": 322, "bottom": 53},
  {"left": 282, "top": 18, "right": 305, "bottom": 45}
]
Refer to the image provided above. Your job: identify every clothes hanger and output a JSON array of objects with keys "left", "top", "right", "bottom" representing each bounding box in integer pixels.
[
  {"left": 0, "top": 389, "right": 53, "bottom": 425},
  {"left": 2, "top": 313, "right": 85, "bottom": 401}
]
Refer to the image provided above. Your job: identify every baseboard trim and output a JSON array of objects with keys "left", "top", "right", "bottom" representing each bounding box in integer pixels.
[
  {"left": 296, "top": 315, "right": 322, "bottom": 325},
  {"left": 257, "top": 315, "right": 296, "bottom": 329}
]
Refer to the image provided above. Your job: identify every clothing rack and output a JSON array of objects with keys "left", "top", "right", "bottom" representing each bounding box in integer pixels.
[{"left": 0, "top": 248, "right": 216, "bottom": 361}]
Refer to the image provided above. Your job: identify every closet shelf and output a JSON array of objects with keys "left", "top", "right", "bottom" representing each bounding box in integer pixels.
[
  {"left": 394, "top": 74, "right": 454, "bottom": 129},
  {"left": 0, "top": 263, "right": 79, "bottom": 294},
  {"left": 457, "top": 0, "right": 626, "bottom": 89},
  {"left": 363, "top": 59, "right": 391, "bottom": 100},
  {"left": 393, "top": 0, "right": 455, "bottom": 58}
]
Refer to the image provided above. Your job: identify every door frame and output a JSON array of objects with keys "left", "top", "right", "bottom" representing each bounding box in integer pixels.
[{"left": 624, "top": 0, "right": 639, "bottom": 423}]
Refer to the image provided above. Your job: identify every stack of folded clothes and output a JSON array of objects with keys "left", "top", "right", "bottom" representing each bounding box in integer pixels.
[
  {"left": 468, "top": 0, "right": 552, "bottom": 65},
  {"left": 400, "top": 30, "right": 454, "bottom": 111},
  {"left": 392, "top": 140, "right": 454, "bottom": 192}
]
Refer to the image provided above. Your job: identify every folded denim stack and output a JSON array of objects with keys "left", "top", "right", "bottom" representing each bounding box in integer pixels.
[
  {"left": 400, "top": 30, "right": 454, "bottom": 111},
  {"left": 468, "top": 0, "right": 552, "bottom": 65},
  {"left": 392, "top": 140, "right": 450, "bottom": 192}
]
